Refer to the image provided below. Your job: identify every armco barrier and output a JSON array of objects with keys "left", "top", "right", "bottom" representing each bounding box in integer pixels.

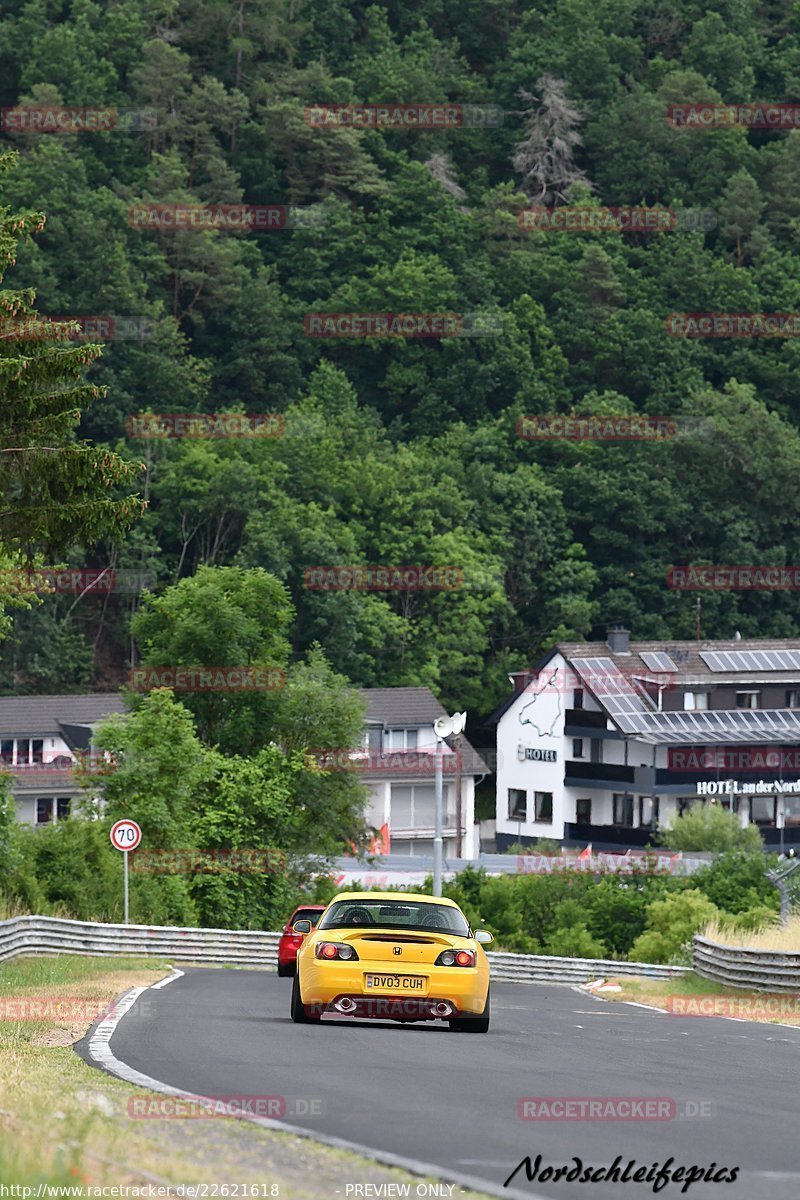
[
  {"left": 693, "top": 934, "right": 800, "bottom": 994},
  {"left": 0, "top": 915, "right": 690, "bottom": 982}
]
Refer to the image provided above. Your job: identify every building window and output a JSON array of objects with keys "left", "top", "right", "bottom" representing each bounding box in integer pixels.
[
  {"left": 590, "top": 739, "right": 603, "bottom": 763},
  {"left": 639, "top": 796, "right": 659, "bottom": 828},
  {"left": 575, "top": 797, "right": 592, "bottom": 824},
  {"left": 787, "top": 691, "right": 800, "bottom": 709},
  {"left": 751, "top": 795, "right": 776, "bottom": 825},
  {"left": 16, "top": 738, "right": 30, "bottom": 765},
  {"left": 784, "top": 797, "right": 800, "bottom": 826},
  {"left": 388, "top": 728, "right": 418, "bottom": 750},
  {"left": 572, "top": 738, "right": 584, "bottom": 758},
  {"left": 56, "top": 798, "right": 71, "bottom": 821},
  {"left": 391, "top": 784, "right": 435, "bottom": 827},
  {"left": 0, "top": 740, "right": 12, "bottom": 765},
  {"left": 572, "top": 689, "right": 584, "bottom": 709},
  {"left": 36, "top": 798, "right": 53, "bottom": 824},
  {"left": 613, "top": 793, "right": 634, "bottom": 826},
  {"left": 683, "top": 692, "right": 709, "bottom": 710},
  {"left": 534, "top": 791, "right": 553, "bottom": 822},
  {"left": 508, "top": 789, "right": 527, "bottom": 821},
  {"left": 717, "top": 796, "right": 739, "bottom": 814},
  {"left": 31, "top": 739, "right": 44, "bottom": 764},
  {"left": 736, "top": 691, "right": 761, "bottom": 709}
]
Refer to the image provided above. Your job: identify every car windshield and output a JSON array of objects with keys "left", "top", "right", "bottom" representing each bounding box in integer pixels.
[{"left": 318, "top": 899, "right": 470, "bottom": 937}]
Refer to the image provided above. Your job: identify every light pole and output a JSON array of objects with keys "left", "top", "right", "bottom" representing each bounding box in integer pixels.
[{"left": 432, "top": 711, "right": 467, "bottom": 896}]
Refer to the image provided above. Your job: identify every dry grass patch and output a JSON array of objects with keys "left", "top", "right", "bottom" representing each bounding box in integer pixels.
[
  {"left": 702, "top": 916, "right": 800, "bottom": 951},
  {"left": 587, "top": 970, "right": 800, "bottom": 1025}
]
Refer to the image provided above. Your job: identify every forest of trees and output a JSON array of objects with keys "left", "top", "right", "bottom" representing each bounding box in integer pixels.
[{"left": 3, "top": 0, "right": 800, "bottom": 720}]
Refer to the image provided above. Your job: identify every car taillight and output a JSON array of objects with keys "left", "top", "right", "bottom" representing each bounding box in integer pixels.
[
  {"left": 315, "top": 942, "right": 359, "bottom": 961},
  {"left": 435, "top": 949, "right": 476, "bottom": 967}
]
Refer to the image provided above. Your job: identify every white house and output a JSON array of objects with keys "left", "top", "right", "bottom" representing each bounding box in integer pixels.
[
  {"left": 492, "top": 629, "right": 800, "bottom": 851},
  {"left": 3, "top": 688, "right": 490, "bottom": 856},
  {"left": 357, "top": 688, "right": 489, "bottom": 860},
  {"left": 0, "top": 693, "right": 126, "bottom": 825}
]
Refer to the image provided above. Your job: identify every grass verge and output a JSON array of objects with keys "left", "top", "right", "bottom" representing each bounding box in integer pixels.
[
  {"left": 702, "top": 916, "right": 800, "bottom": 950},
  {"left": 587, "top": 969, "right": 800, "bottom": 1025},
  {"left": 0, "top": 954, "right": 493, "bottom": 1199}
]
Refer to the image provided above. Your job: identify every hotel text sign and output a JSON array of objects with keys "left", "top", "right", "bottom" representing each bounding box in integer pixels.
[
  {"left": 697, "top": 778, "right": 800, "bottom": 795},
  {"left": 518, "top": 746, "right": 558, "bottom": 762}
]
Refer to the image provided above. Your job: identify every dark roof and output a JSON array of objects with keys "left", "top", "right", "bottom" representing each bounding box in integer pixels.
[
  {"left": 358, "top": 687, "right": 490, "bottom": 776},
  {"left": 490, "top": 636, "right": 800, "bottom": 729},
  {"left": 0, "top": 693, "right": 126, "bottom": 737},
  {"left": 557, "top": 637, "right": 800, "bottom": 684}
]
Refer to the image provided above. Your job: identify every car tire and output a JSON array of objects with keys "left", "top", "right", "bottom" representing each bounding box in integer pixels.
[
  {"left": 449, "top": 988, "right": 490, "bottom": 1033},
  {"left": 277, "top": 961, "right": 294, "bottom": 978},
  {"left": 290, "top": 972, "right": 322, "bottom": 1024}
]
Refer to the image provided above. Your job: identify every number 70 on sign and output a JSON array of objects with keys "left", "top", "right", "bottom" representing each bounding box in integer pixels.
[{"left": 109, "top": 819, "right": 142, "bottom": 924}]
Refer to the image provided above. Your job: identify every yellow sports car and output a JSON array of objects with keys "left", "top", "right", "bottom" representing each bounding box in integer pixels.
[{"left": 289, "top": 891, "right": 493, "bottom": 1032}]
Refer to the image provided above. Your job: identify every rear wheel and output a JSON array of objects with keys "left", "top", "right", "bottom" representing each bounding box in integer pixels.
[
  {"left": 277, "top": 961, "right": 294, "bottom": 978},
  {"left": 449, "top": 987, "right": 490, "bottom": 1033},
  {"left": 290, "top": 972, "right": 322, "bottom": 1023}
]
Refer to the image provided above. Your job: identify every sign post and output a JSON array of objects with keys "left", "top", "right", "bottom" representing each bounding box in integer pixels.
[{"left": 109, "top": 819, "right": 142, "bottom": 925}]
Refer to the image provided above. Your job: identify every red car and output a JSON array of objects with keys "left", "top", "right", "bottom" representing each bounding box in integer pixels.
[{"left": 277, "top": 904, "right": 326, "bottom": 977}]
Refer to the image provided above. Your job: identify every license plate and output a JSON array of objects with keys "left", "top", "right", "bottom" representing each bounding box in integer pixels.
[{"left": 364, "top": 974, "right": 425, "bottom": 991}]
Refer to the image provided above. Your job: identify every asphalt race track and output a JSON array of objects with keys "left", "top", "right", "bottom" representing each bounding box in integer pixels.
[{"left": 78, "top": 967, "right": 800, "bottom": 1200}]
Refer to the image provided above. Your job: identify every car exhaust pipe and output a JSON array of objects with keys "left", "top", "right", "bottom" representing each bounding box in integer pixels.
[
  {"left": 432, "top": 1001, "right": 453, "bottom": 1018},
  {"left": 335, "top": 997, "right": 357, "bottom": 1013}
]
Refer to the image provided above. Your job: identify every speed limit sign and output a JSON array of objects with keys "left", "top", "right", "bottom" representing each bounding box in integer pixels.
[
  {"left": 110, "top": 819, "right": 142, "bottom": 852},
  {"left": 110, "top": 820, "right": 141, "bottom": 925}
]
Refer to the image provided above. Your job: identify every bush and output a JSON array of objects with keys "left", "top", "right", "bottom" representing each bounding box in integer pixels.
[
  {"left": 4, "top": 818, "right": 198, "bottom": 925},
  {"left": 629, "top": 889, "right": 721, "bottom": 963},
  {"left": 692, "top": 851, "right": 779, "bottom": 915},
  {"left": 544, "top": 924, "right": 608, "bottom": 958},
  {"left": 584, "top": 879, "right": 650, "bottom": 957},
  {"left": 659, "top": 806, "right": 763, "bottom": 853}
]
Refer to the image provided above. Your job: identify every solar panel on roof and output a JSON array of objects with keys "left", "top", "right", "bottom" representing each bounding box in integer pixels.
[
  {"left": 621, "top": 707, "right": 800, "bottom": 744},
  {"left": 571, "top": 657, "right": 653, "bottom": 732},
  {"left": 700, "top": 649, "right": 800, "bottom": 672},
  {"left": 640, "top": 651, "right": 677, "bottom": 672}
]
